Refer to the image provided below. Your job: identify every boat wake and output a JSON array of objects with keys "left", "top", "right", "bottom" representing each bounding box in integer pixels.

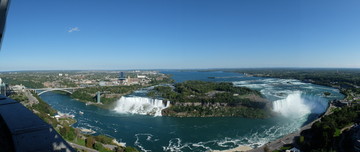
[
  {"left": 158, "top": 92, "right": 329, "bottom": 151},
  {"left": 125, "top": 79, "right": 331, "bottom": 151},
  {"left": 134, "top": 122, "right": 304, "bottom": 152}
]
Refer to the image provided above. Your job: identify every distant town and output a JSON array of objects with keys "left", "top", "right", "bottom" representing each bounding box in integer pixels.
[
  {"left": 0, "top": 70, "right": 171, "bottom": 96},
  {"left": 3, "top": 69, "right": 360, "bottom": 152},
  {"left": 0, "top": 70, "right": 172, "bottom": 152}
]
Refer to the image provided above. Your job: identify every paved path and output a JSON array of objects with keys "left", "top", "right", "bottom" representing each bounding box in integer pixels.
[
  {"left": 23, "top": 90, "right": 39, "bottom": 106},
  {"left": 247, "top": 104, "right": 334, "bottom": 152},
  {"left": 68, "top": 142, "right": 98, "bottom": 152}
]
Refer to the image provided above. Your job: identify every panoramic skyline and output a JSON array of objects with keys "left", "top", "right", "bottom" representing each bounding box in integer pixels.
[{"left": 1, "top": 0, "right": 360, "bottom": 71}]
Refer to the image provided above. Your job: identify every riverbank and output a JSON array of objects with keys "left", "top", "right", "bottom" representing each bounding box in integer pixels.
[
  {"left": 71, "top": 81, "right": 173, "bottom": 109},
  {"left": 32, "top": 70, "right": 345, "bottom": 152},
  {"left": 213, "top": 146, "right": 253, "bottom": 152},
  {"left": 70, "top": 85, "right": 142, "bottom": 108},
  {"left": 219, "top": 69, "right": 360, "bottom": 151},
  {"left": 247, "top": 102, "right": 335, "bottom": 152},
  {"left": 10, "top": 90, "right": 140, "bottom": 152},
  {"left": 150, "top": 81, "right": 271, "bottom": 118}
]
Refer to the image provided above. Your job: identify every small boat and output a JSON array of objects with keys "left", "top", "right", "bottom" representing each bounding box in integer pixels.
[
  {"left": 79, "top": 111, "right": 84, "bottom": 115},
  {"left": 79, "top": 127, "right": 96, "bottom": 134},
  {"left": 55, "top": 112, "right": 75, "bottom": 118}
]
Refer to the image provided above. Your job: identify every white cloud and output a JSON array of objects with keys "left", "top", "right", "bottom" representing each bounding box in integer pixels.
[{"left": 68, "top": 27, "right": 80, "bottom": 33}]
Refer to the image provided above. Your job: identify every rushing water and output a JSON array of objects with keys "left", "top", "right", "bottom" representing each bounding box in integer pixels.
[
  {"left": 39, "top": 71, "right": 344, "bottom": 152},
  {"left": 114, "top": 97, "right": 170, "bottom": 116}
]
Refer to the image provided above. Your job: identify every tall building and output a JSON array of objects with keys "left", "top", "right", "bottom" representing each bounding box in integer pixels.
[
  {"left": 119, "top": 72, "right": 126, "bottom": 80},
  {"left": 119, "top": 72, "right": 126, "bottom": 84},
  {"left": 0, "top": 78, "right": 7, "bottom": 96}
]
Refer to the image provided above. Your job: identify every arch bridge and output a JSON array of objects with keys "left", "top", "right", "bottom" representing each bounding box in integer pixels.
[{"left": 30, "top": 88, "right": 80, "bottom": 96}]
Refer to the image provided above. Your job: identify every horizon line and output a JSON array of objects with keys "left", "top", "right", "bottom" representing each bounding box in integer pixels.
[{"left": 1, "top": 67, "right": 360, "bottom": 72}]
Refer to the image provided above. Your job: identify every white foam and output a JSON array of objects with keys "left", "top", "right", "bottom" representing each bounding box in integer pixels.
[
  {"left": 160, "top": 123, "right": 300, "bottom": 152},
  {"left": 273, "top": 91, "right": 328, "bottom": 118},
  {"left": 135, "top": 134, "right": 153, "bottom": 152},
  {"left": 113, "top": 97, "right": 170, "bottom": 116}
]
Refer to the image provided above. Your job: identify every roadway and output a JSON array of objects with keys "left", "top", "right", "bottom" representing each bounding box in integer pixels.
[
  {"left": 68, "top": 141, "right": 98, "bottom": 152},
  {"left": 247, "top": 104, "right": 334, "bottom": 152}
]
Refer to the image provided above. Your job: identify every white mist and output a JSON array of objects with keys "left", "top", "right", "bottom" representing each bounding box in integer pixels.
[
  {"left": 273, "top": 91, "right": 328, "bottom": 118},
  {"left": 114, "top": 96, "right": 170, "bottom": 116}
]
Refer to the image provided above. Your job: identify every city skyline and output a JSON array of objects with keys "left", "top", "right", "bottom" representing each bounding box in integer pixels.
[{"left": 1, "top": 0, "right": 360, "bottom": 71}]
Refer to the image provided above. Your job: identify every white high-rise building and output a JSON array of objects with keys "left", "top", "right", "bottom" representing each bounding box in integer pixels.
[{"left": 0, "top": 78, "right": 7, "bottom": 96}]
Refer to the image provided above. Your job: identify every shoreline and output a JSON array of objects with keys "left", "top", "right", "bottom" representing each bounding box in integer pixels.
[
  {"left": 246, "top": 102, "right": 334, "bottom": 152},
  {"left": 40, "top": 76, "right": 340, "bottom": 152},
  {"left": 210, "top": 110, "right": 329, "bottom": 152},
  {"left": 213, "top": 146, "right": 253, "bottom": 152},
  {"left": 61, "top": 85, "right": 334, "bottom": 152}
]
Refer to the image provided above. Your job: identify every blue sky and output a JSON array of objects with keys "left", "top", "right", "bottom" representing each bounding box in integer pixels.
[{"left": 0, "top": 0, "right": 360, "bottom": 71}]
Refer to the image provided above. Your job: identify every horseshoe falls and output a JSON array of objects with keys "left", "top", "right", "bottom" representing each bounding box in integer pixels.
[
  {"left": 39, "top": 71, "right": 344, "bottom": 152},
  {"left": 272, "top": 91, "right": 328, "bottom": 118}
]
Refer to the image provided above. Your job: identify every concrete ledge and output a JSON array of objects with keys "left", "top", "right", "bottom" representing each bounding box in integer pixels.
[{"left": 0, "top": 96, "right": 75, "bottom": 152}]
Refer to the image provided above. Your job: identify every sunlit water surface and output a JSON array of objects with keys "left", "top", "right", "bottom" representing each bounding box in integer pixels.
[{"left": 40, "top": 71, "right": 344, "bottom": 152}]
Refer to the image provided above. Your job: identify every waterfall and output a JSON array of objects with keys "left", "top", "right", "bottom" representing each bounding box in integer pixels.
[
  {"left": 272, "top": 91, "right": 328, "bottom": 118},
  {"left": 114, "top": 96, "right": 170, "bottom": 116}
]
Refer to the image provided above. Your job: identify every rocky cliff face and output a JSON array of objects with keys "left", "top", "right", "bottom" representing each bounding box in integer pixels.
[{"left": 161, "top": 99, "right": 271, "bottom": 118}]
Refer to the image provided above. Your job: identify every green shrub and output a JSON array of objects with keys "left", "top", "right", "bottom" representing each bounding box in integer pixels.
[
  {"left": 85, "top": 137, "right": 95, "bottom": 148},
  {"left": 94, "top": 135, "right": 113, "bottom": 144},
  {"left": 93, "top": 142, "right": 104, "bottom": 150},
  {"left": 59, "top": 125, "right": 76, "bottom": 141},
  {"left": 124, "top": 147, "right": 139, "bottom": 152}
]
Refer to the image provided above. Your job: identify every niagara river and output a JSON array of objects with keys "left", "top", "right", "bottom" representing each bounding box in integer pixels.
[{"left": 39, "top": 71, "right": 344, "bottom": 152}]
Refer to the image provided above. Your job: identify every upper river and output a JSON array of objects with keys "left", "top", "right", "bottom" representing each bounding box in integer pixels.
[{"left": 39, "top": 71, "right": 344, "bottom": 152}]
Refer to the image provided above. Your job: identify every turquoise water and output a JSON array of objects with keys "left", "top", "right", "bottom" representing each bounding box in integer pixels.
[{"left": 40, "top": 71, "right": 344, "bottom": 152}]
